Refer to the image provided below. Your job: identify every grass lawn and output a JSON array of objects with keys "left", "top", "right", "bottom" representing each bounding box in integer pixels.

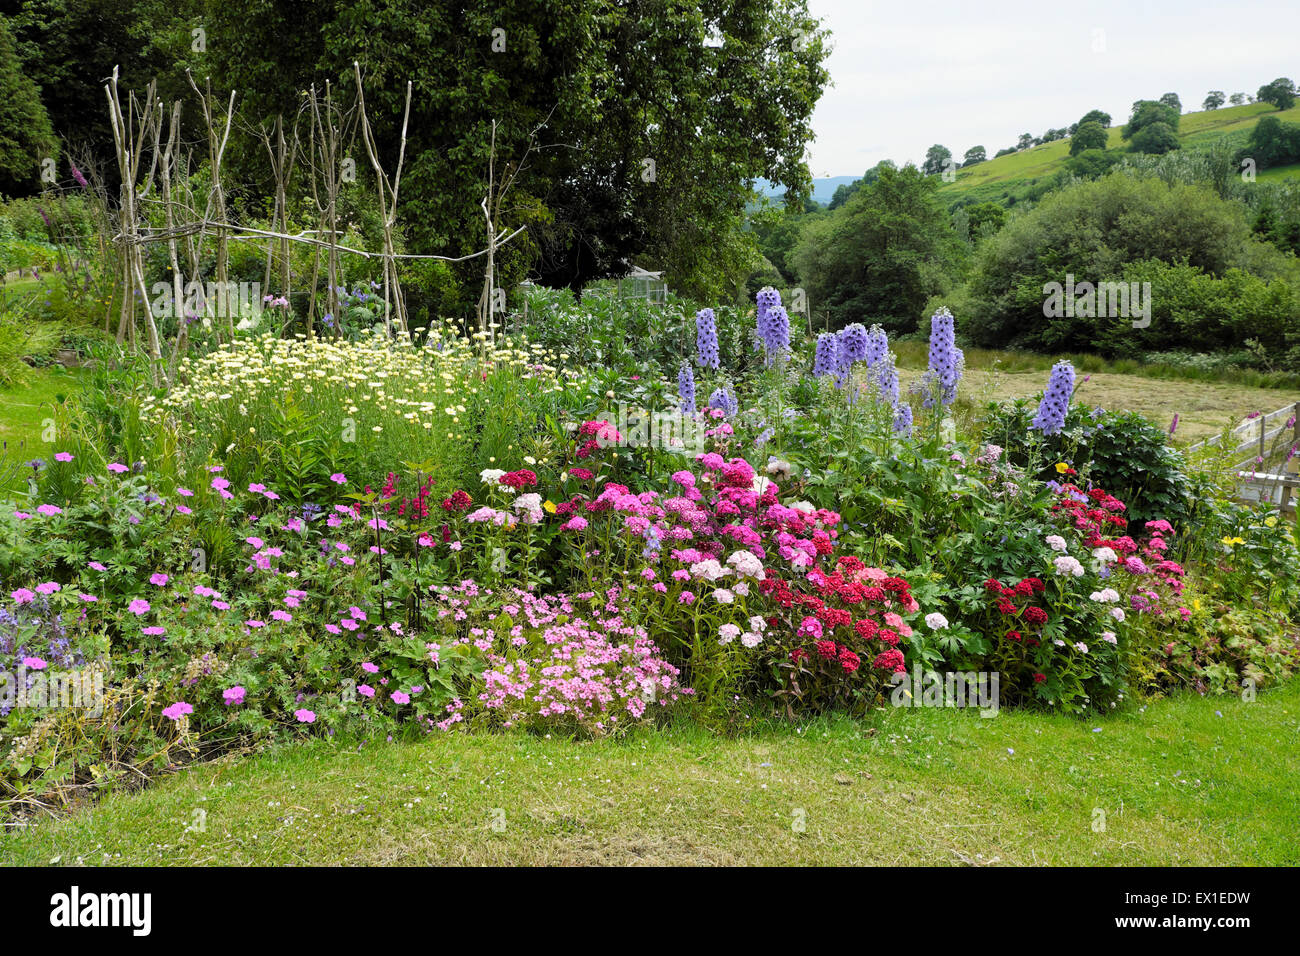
[
  {"left": 896, "top": 363, "right": 1300, "bottom": 444},
  {"left": 4, "top": 682, "right": 1297, "bottom": 866},
  {"left": 0, "top": 365, "right": 84, "bottom": 492}
]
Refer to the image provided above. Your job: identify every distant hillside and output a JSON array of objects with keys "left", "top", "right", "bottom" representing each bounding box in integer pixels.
[
  {"left": 755, "top": 175, "right": 858, "bottom": 205},
  {"left": 938, "top": 101, "right": 1300, "bottom": 204}
]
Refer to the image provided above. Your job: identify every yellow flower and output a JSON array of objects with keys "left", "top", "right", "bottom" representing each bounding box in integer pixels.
[
  {"left": 1264, "top": 516, "right": 1278, "bottom": 528},
  {"left": 543, "top": 500, "right": 557, "bottom": 514},
  {"left": 1054, "top": 462, "right": 1069, "bottom": 474},
  {"left": 1221, "top": 536, "right": 1245, "bottom": 547},
  {"left": 1192, "top": 599, "right": 1201, "bottom": 611}
]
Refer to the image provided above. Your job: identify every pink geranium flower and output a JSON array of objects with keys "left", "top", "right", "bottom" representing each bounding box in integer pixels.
[
  {"left": 162, "top": 701, "right": 193, "bottom": 721},
  {"left": 294, "top": 709, "right": 316, "bottom": 723}
]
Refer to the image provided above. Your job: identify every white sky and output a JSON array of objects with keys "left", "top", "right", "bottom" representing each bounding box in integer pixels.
[{"left": 804, "top": 0, "right": 1300, "bottom": 175}]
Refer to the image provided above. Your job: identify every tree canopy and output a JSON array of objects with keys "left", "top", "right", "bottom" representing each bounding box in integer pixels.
[{"left": 791, "top": 163, "right": 961, "bottom": 334}]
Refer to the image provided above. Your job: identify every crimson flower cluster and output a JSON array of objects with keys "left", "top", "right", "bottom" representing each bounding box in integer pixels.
[
  {"left": 984, "top": 576, "right": 1048, "bottom": 646},
  {"left": 763, "top": 555, "right": 917, "bottom": 674}
]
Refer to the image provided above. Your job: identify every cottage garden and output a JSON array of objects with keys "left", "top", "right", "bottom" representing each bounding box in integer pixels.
[{"left": 2, "top": 286, "right": 1299, "bottom": 820}]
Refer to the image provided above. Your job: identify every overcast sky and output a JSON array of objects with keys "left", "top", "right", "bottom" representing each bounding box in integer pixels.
[{"left": 804, "top": 0, "right": 1300, "bottom": 176}]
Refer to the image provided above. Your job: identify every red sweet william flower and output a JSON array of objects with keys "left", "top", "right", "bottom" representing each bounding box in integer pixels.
[
  {"left": 872, "top": 648, "right": 906, "bottom": 673},
  {"left": 1033, "top": 673, "right": 1047, "bottom": 684},
  {"left": 1023, "top": 606, "right": 1048, "bottom": 625},
  {"left": 838, "top": 648, "right": 861, "bottom": 673},
  {"left": 500, "top": 469, "right": 538, "bottom": 489},
  {"left": 441, "top": 490, "right": 472, "bottom": 512},
  {"left": 568, "top": 467, "right": 594, "bottom": 480},
  {"left": 815, "top": 640, "right": 839, "bottom": 661},
  {"left": 996, "top": 598, "right": 1017, "bottom": 615},
  {"left": 1005, "top": 630, "right": 1022, "bottom": 642},
  {"left": 853, "top": 617, "right": 879, "bottom": 640}
]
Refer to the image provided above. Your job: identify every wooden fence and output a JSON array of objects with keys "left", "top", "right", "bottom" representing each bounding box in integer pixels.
[{"left": 1188, "top": 401, "right": 1299, "bottom": 518}]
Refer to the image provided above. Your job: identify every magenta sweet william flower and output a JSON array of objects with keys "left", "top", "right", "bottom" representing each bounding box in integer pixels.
[
  {"left": 22, "top": 656, "right": 47, "bottom": 670},
  {"left": 162, "top": 701, "right": 193, "bottom": 721},
  {"left": 54, "top": 452, "right": 74, "bottom": 462},
  {"left": 294, "top": 709, "right": 316, "bottom": 723}
]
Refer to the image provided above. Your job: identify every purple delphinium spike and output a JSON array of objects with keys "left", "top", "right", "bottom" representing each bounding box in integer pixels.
[
  {"left": 1031, "top": 360, "right": 1076, "bottom": 437},
  {"left": 695, "top": 308, "right": 720, "bottom": 369},
  {"left": 677, "top": 362, "right": 696, "bottom": 415}
]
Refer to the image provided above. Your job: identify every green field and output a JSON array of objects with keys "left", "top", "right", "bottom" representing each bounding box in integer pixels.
[
  {"left": 939, "top": 102, "right": 1300, "bottom": 200},
  {"left": 4, "top": 682, "right": 1296, "bottom": 866}
]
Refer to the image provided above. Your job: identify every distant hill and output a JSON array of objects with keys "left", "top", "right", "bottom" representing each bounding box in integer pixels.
[
  {"left": 755, "top": 175, "right": 858, "bottom": 206},
  {"left": 938, "top": 101, "right": 1300, "bottom": 204},
  {"left": 755, "top": 102, "right": 1300, "bottom": 212}
]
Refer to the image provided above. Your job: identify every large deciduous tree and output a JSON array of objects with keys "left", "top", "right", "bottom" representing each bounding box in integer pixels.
[
  {"left": 791, "top": 163, "right": 961, "bottom": 334},
  {"left": 0, "top": 15, "right": 58, "bottom": 196},
  {"left": 205, "top": 0, "right": 830, "bottom": 301}
]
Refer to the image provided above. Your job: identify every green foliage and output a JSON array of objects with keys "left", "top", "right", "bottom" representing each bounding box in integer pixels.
[
  {"left": 1242, "top": 114, "right": 1300, "bottom": 169},
  {"left": 964, "top": 172, "right": 1295, "bottom": 355},
  {"left": 0, "top": 16, "right": 58, "bottom": 196},
  {"left": 1257, "top": 77, "right": 1297, "bottom": 111},
  {"left": 1123, "top": 100, "right": 1181, "bottom": 140},
  {"left": 982, "top": 401, "right": 1194, "bottom": 526},
  {"left": 1069, "top": 120, "right": 1108, "bottom": 156},
  {"left": 923, "top": 144, "right": 952, "bottom": 176},
  {"left": 792, "top": 163, "right": 963, "bottom": 334},
  {"left": 1128, "top": 121, "right": 1181, "bottom": 155},
  {"left": 207, "top": 0, "right": 830, "bottom": 304}
]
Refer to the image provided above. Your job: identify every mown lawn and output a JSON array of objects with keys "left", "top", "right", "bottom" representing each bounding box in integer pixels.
[
  {"left": 4, "top": 682, "right": 1297, "bottom": 866},
  {"left": 897, "top": 365, "right": 1299, "bottom": 444},
  {"left": 0, "top": 365, "right": 82, "bottom": 454}
]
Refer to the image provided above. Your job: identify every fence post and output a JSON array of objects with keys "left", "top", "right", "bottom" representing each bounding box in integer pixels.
[{"left": 1293, "top": 401, "right": 1299, "bottom": 457}]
